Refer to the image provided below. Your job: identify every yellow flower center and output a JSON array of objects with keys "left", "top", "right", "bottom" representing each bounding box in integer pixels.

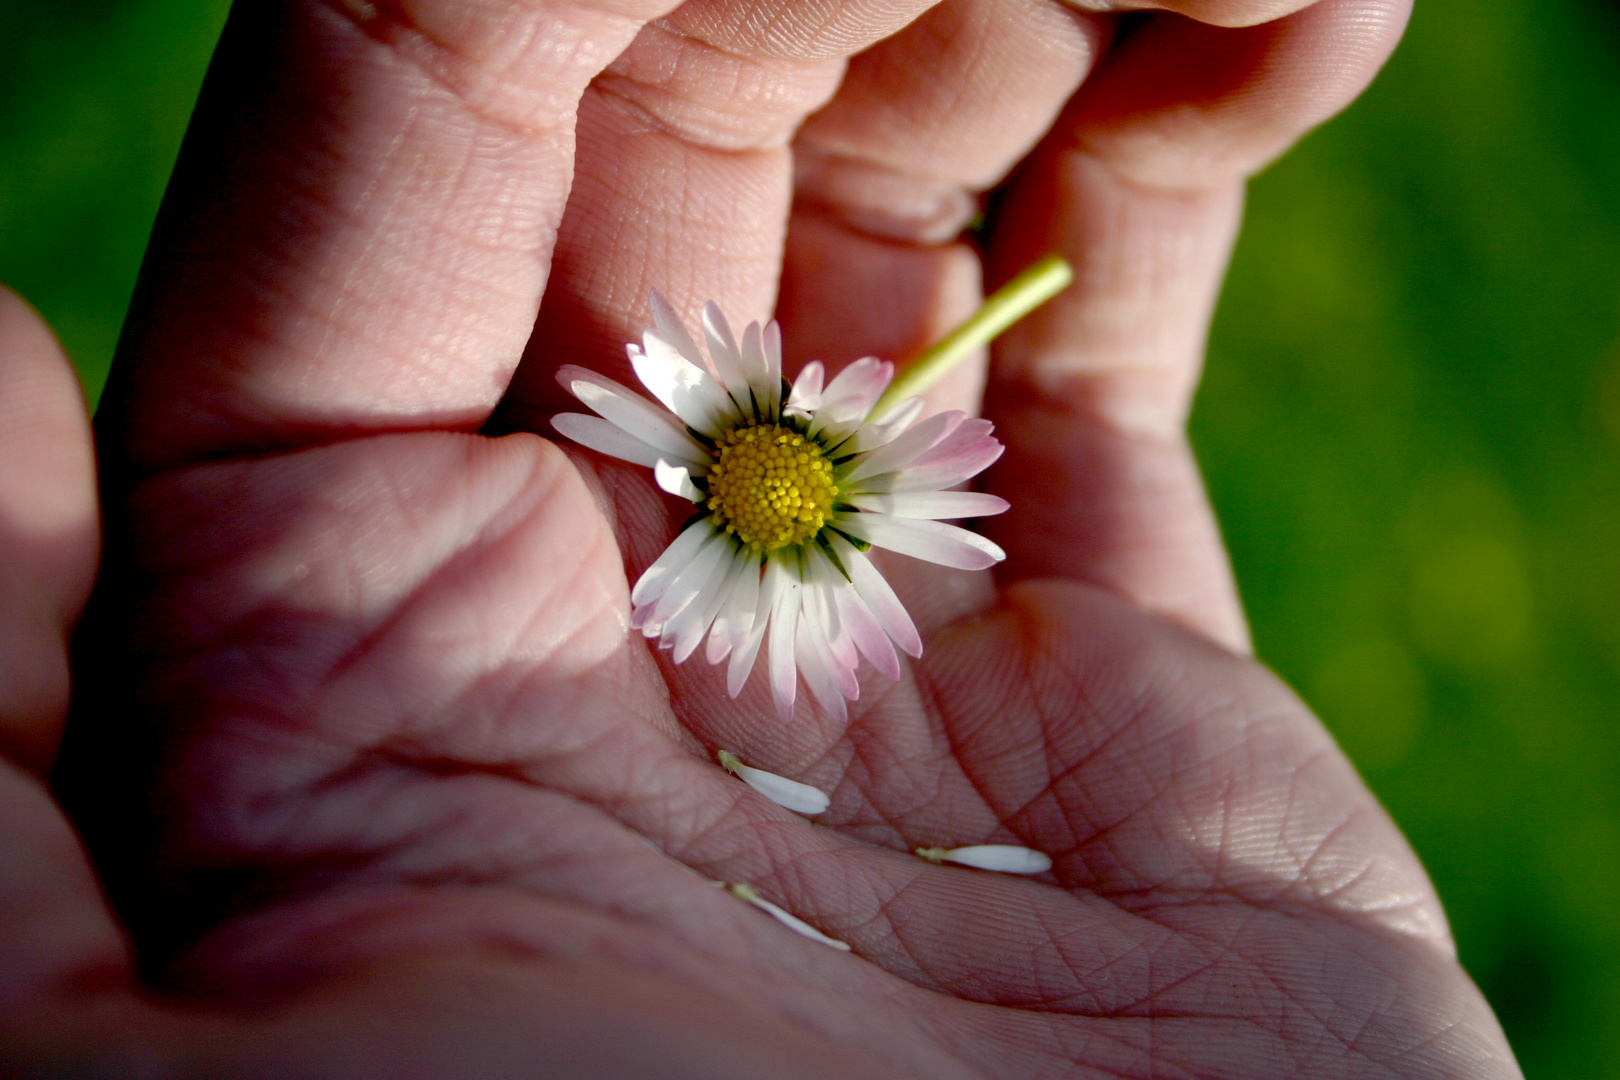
[{"left": 706, "top": 423, "right": 838, "bottom": 552}]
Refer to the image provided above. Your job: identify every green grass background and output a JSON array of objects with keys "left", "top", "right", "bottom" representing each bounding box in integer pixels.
[{"left": 3, "top": 0, "right": 1617, "bottom": 1074}]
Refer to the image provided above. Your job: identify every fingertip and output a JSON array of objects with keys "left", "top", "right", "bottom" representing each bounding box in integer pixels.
[{"left": 1071, "top": 0, "right": 1412, "bottom": 189}]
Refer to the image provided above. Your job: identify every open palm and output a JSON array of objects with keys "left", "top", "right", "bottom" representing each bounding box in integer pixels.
[{"left": 0, "top": 0, "right": 1522, "bottom": 1075}]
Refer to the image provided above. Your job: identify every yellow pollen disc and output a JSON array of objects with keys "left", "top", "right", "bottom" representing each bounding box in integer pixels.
[{"left": 705, "top": 423, "right": 838, "bottom": 552}]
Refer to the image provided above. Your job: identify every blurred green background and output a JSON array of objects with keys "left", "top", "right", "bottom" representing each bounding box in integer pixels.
[{"left": 3, "top": 0, "right": 1617, "bottom": 1074}]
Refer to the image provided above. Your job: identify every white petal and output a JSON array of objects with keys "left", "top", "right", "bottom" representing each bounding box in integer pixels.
[
  {"left": 727, "top": 883, "right": 850, "bottom": 951},
  {"left": 630, "top": 519, "right": 716, "bottom": 607},
  {"left": 556, "top": 366, "right": 708, "bottom": 465},
  {"left": 922, "top": 845, "right": 1053, "bottom": 875},
  {"left": 649, "top": 290, "right": 710, "bottom": 371},
  {"left": 665, "top": 546, "right": 744, "bottom": 662},
  {"left": 768, "top": 567, "right": 802, "bottom": 721},
  {"left": 718, "top": 750, "right": 830, "bottom": 815},
  {"left": 654, "top": 458, "right": 703, "bottom": 502},
  {"left": 847, "top": 491, "right": 1009, "bottom": 520},
  {"left": 762, "top": 320, "right": 783, "bottom": 416},
  {"left": 702, "top": 301, "right": 752, "bottom": 412},
  {"left": 728, "top": 554, "right": 783, "bottom": 696},
  {"left": 840, "top": 410, "right": 965, "bottom": 485},
  {"left": 549, "top": 413, "right": 667, "bottom": 468},
  {"left": 804, "top": 551, "right": 860, "bottom": 680},
  {"left": 837, "top": 514, "right": 1005, "bottom": 571},
  {"left": 632, "top": 337, "right": 735, "bottom": 436},
  {"left": 644, "top": 530, "right": 733, "bottom": 631},
  {"left": 828, "top": 533, "right": 922, "bottom": 658},
  {"left": 737, "top": 320, "right": 771, "bottom": 418},
  {"left": 707, "top": 554, "right": 760, "bottom": 664},
  {"left": 784, "top": 360, "right": 824, "bottom": 418}
]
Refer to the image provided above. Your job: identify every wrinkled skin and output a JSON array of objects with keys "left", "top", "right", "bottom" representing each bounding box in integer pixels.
[{"left": 0, "top": 0, "right": 1524, "bottom": 1074}]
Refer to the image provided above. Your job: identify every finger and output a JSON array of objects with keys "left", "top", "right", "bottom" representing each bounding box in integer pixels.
[
  {"left": 775, "top": 0, "right": 1107, "bottom": 418},
  {"left": 982, "top": 0, "right": 1411, "bottom": 651},
  {"left": 491, "top": 0, "right": 944, "bottom": 431},
  {"left": 0, "top": 286, "right": 98, "bottom": 776},
  {"left": 0, "top": 285, "right": 123, "bottom": 1016},
  {"left": 101, "top": 0, "right": 679, "bottom": 475},
  {"left": 1070, "top": 0, "right": 1326, "bottom": 29}
]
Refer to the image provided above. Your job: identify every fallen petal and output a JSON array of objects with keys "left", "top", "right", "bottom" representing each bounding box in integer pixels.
[
  {"left": 717, "top": 750, "right": 830, "bottom": 815},
  {"left": 727, "top": 883, "right": 851, "bottom": 952},
  {"left": 915, "top": 844, "right": 1053, "bottom": 874}
]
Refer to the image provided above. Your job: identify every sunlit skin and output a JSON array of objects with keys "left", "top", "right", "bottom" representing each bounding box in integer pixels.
[{"left": 0, "top": 0, "right": 1525, "bottom": 1075}]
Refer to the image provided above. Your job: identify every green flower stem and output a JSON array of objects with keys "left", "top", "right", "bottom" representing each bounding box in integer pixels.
[{"left": 875, "top": 254, "right": 1073, "bottom": 413}]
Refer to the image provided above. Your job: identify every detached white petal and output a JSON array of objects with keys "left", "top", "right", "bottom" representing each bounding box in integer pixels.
[
  {"left": 717, "top": 750, "right": 830, "bottom": 815},
  {"left": 727, "top": 883, "right": 851, "bottom": 952},
  {"left": 916, "top": 844, "right": 1053, "bottom": 874}
]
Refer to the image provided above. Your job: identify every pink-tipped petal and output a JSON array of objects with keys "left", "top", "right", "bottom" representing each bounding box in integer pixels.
[
  {"left": 842, "top": 395, "right": 925, "bottom": 454},
  {"left": 911, "top": 417, "right": 995, "bottom": 465},
  {"left": 829, "top": 534, "right": 923, "bottom": 658},
  {"left": 804, "top": 551, "right": 860, "bottom": 680},
  {"left": 728, "top": 555, "right": 781, "bottom": 697},
  {"left": 830, "top": 575, "right": 901, "bottom": 681},
  {"left": 871, "top": 439, "right": 1006, "bottom": 494},
  {"left": 841, "top": 410, "right": 966, "bottom": 485},
  {"left": 811, "top": 606, "right": 860, "bottom": 703},
  {"left": 795, "top": 614, "right": 850, "bottom": 724},
  {"left": 809, "top": 357, "right": 893, "bottom": 441},
  {"left": 847, "top": 491, "right": 1009, "bottom": 520},
  {"left": 784, "top": 360, "right": 824, "bottom": 418}
]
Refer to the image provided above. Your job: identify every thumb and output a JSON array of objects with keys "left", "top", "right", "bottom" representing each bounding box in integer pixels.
[
  {"left": 0, "top": 284, "right": 124, "bottom": 1023},
  {"left": 0, "top": 284, "right": 98, "bottom": 776}
]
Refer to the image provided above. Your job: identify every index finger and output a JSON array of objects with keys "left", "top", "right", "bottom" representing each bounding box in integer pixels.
[{"left": 100, "top": 0, "right": 677, "bottom": 476}]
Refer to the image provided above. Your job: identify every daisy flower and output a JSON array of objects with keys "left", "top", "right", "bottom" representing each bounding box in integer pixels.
[{"left": 551, "top": 293, "right": 1009, "bottom": 722}]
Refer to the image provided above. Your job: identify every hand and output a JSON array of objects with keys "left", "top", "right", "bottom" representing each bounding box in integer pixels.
[{"left": 1, "top": 0, "right": 1522, "bottom": 1074}]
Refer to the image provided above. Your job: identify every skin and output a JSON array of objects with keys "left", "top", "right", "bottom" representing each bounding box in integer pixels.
[{"left": 0, "top": 0, "right": 1524, "bottom": 1074}]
